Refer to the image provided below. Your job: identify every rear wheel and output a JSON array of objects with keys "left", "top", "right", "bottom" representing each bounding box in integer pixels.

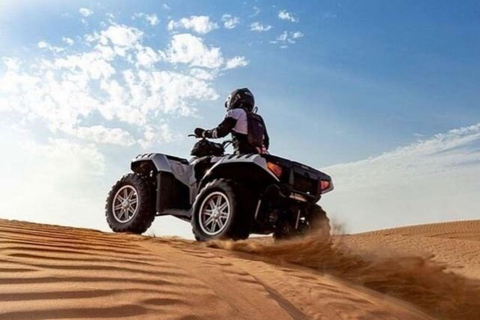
[
  {"left": 192, "top": 179, "right": 252, "bottom": 241},
  {"left": 106, "top": 173, "right": 156, "bottom": 234},
  {"left": 306, "top": 204, "right": 331, "bottom": 236},
  {"left": 273, "top": 204, "right": 330, "bottom": 241}
]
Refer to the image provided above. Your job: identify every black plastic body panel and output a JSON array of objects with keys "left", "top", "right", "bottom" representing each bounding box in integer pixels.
[
  {"left": 262, "top": 154, "right": 332, "bottom": 197},
  {"left": 156, "top": 172, "right": 190, "bottom": 215}
]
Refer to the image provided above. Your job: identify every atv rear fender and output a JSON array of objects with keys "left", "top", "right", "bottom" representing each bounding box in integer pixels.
[{"left": 199, "top": 154, "right": 279, "bottom": 192}]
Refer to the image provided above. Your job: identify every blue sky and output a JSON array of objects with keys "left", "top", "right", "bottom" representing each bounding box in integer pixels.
[{"left": 0, "top": 0, "right": 479, "bottom": 236}]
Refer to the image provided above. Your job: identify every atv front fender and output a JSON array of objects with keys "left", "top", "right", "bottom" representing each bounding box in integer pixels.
[{"left": 131, "top": 153, "right": 192, "bottom": 184}]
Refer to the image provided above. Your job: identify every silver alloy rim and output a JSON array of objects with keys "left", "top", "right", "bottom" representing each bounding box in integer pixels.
[
  {"left": 198, "top": 191, "right": 231, "bottom": 236},
  {"left": 112, "top": 185, "right": 139, "bottom": 223}
]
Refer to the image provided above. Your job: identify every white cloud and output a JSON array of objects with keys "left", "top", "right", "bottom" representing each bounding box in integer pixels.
[
  {"left": 79, "top": 8, "right": 94, "bottom": 17},
  {"left": 134, "top": 13, "right": 160, "bottom": 26},
  {"left": 292, "top": 31, "right": 304, "bottom": 39},
  {"left": 62, "top": 37, "right": 75, "bottom": 46},
  {"left": 0, "top": 23, "right": 230, "bottom": 149},
  {"left": 321, "top": 124, "right": 480, "bottom": 233},
  {"left": 97, "top": 24, "right": 144, "bottom": 47},
  {"left": 221, "top": 14, "right": 239, "bottom": 29},
  {"left": 224, "top": 56, "right": 249, "bottom": 70},
  {"left": 138, "top": 124, "right": 176, "bottom": 149},
  {"left": 145, "top": 14, "right": 159, "bottom": 26},
  {"left": 31, "top": 138, "right": 106, "bottom": 175},
  {"left": 271, "top": 31, "right": 304, "bottom": 46},
  {"left": 135, "top": 45, "right": 162, "bottom": 67},
  {"left": 2, "top": 57, "right": 20, "bottom": 71},
  {"left": 73, "top": 125, "right": 135, "bottom": 146},
  {"left": 137, "top": 70, "right": 219, "bottom": 115},
  {"left": 189, "top": 68, "right": 216, "bottom": 81},
  {"left": 165, "top": 33, "right": 224, "bottom": 69},
  {"left": 168, "top": 16, "right": 218, "bottom": 34},
  {"left": 37, "top": 41, "right": 48, "bottom": 48},
  {"left": 277, "top": 32, "right": 288, "bottom": 42},
  {"left": 38, "top": 41, "right": 64, "bottom": 53},
  {"left": 278, "top": 10, "right": 298, "bottom": 22},
  {"left": 250, "top": 22, "right": 272, "bottom": 32}
]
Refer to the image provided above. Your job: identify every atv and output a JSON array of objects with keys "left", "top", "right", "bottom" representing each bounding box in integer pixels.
[{"left": 105, "top": 136, "right": 334, "bottom": 241}]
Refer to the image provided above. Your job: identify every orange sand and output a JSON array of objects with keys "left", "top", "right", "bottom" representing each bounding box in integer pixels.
[{"left": 1, "top": 219, "right": 479, "bottom": 319}]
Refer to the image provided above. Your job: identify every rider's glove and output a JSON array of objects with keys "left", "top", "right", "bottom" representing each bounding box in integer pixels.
[{"left": 194, "top": 128, "right": 205, "bottom": 138}]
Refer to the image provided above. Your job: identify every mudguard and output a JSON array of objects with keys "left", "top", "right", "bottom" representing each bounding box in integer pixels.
[
  {"left": 199, "top": 153, "right": 279, "bottom": 190},
  {"left": 131, "top": 153, "right": 197, "bottom": 209},
  {"left": 131, "top": 153, "right": 193, "bottom": 187}
]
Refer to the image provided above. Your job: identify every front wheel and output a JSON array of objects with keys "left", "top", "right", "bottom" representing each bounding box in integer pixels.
[
  {"left": 191, "top": 179, "right": 251, "bottom": 241},
  {"left": 105, "top": 173, "right": 156, "bottom": 234}
]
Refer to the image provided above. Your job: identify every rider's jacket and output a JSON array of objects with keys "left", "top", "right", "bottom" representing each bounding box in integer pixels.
[{"left": 204, "top": 108, "right": 269, "bottom": 154}]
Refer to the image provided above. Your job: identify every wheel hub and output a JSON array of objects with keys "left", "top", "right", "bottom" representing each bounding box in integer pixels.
[
  {"left": 198, "top": 192, "right": 231, "bottom": 236},
  {"left": 112, "top": 185, "right": 139, "bottom": 223}
]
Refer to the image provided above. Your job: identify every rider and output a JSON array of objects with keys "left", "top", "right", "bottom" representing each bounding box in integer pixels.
[{"left": 194, "top": 88, "right": 269, "bottom": 154}]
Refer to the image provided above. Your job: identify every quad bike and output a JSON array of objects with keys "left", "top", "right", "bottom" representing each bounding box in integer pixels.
[{"left": 105, "top": 136, "right": 334, "bottom": 241}]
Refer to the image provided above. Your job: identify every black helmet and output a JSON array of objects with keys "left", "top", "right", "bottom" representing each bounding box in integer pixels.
[{"left": 224, "top": 88, "right": 255, "bottom": 111}]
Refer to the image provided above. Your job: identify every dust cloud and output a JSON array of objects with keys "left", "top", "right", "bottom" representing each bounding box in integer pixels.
[{"left": 208, "top": 231, "right": 480, "bottom": 320}]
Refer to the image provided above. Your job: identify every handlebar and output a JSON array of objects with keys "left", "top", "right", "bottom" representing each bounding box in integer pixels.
[
  {"left": 188, "top": 134, "right": 232, "bottom": 149},
  {"left": 222, "top": 140, "right": 232, "bottom": 148}
]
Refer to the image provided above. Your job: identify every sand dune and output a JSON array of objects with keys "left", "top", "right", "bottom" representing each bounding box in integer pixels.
[
  {"left": 1, "top": 219, "right": 479, "bottom": 319},
  {"left": 342, "top": 220, "right": 480, "bottom": 279}
]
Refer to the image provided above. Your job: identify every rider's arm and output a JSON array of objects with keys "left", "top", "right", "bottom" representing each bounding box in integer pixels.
[{"left": 203, "top": 116, "right": 237, "bottom": 139}]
